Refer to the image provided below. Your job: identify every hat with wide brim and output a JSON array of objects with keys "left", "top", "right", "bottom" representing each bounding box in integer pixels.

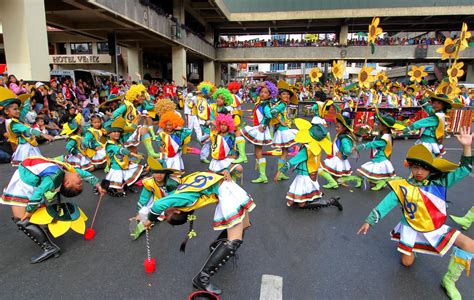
[
  {"left": 427, "top": 90, "right": 461, "bottom": 109},
  {"left": 147, "top": 156, "right": 178, "bottom": 174},
  {"left": 336, "top": 113, "right": 353, "bottom": 133},
  {"left": 107, "top": 117, "right": 126, "bottom": 133},
  {"left": 99, "top": 94, "right": 124, "bottom": 108},
  {"left": 277, "top": 80, "right": 298, "bottom": 104},
  {"left": 405, "top": 84, "right": 420, "bottom": 93},
  {"left": 375, "top": 107, "right": 406, "bottom": 131},
  {"left": 294, "top": 118, "right": 332, "bottom": 156},
  {"left": 0, "top": 87, "right": 24, "bottom": 109},
  {"left": 406, "top": 144, "right": 459, "bottom": 173}
]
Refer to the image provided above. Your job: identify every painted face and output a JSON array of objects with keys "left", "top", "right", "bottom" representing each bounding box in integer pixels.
[
  {"left": 431, "top": 100, "right": 444, "bottom": 112},
  {"left": 165, "top": 121, "right": 174, "bottom": 133},
  {"left": 411, "top": 165, "right": 431, "bottom": 182},
  {"left": 217, "top": 95, "right": 224, "bottom": 106},
  {"left": 5, "top": 103, "right": 20, "bottom": 119},
  {"left": 220, "top": 123, "right": 229, "bottom": 133},
  {"left": 91, "top": 118, "right": 102, "bottom": 129},
  {"left": 259, "top": 87, "right": 270, "bottom": 100},
  {"left": 280, "top": 91, "right": 290, "bottom": 103},
  {"left": 153, "top": 172, "right": 166, "bottom": 182}
]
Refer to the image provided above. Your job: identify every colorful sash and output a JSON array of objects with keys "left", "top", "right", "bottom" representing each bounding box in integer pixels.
[
  {"left": 211, "top": 133, "right": 233, "bottom": 160},
  {"left": 388, "top": 179, "right": 447, "bottom": 232},
  {"left": 141, "top": 177, "right": 166, "bottom": 201},
  {"left": 6, "top": 118, "right": 38, "bottom": 146}
]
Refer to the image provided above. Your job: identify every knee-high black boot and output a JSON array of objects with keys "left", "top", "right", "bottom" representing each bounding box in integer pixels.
[
  {"left": 208, "top": 230, "right": 228, "bottom": 253},
  {"left": 14, "top": 218, "right": 61, "bottom": 264},
  {"left": 193, "top": 239, "right": 243, "bottom": 295},
  {"left": 302, "top": 197, "right": 343, "bottom": 211}
]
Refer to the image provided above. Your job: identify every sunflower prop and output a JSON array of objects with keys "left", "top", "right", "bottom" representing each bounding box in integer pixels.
[
  {"left": 436, "top": 38, "right": 458, "bottom": 60},
  {"left": 309, "top": 67, "right": 323, "bottom": 83},
  {"left": 29, "top": 202, "right": 88, "bottom": 238},
  {"left": 375, "top": 71, "right": 388, "bottom": 83},
  {"left": 458, "top": 22, "right": 471, "bottom": 52},
  {"left": 447, "top": 62, "right": 464, "bottom": 84},
  {"left": 367, "top": 17, "right": 383, "bottom": 55},
  {"left": 408, "top": 65, "right": 428, "bottom": 83},
  {"left": 358, "top": 66, "right": 375, "bottom": 89},
  {"left": 436, "top": 80, "right": 461, "bottom": 100},
  {"left": 332, "top": 60, "right": 345, "bottom": 81}
]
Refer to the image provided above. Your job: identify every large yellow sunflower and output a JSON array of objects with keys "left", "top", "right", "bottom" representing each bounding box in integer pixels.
[
  {"left": 358, "top": 66, "right": 375, "bottom": 89},
  {"left": 332, "top": 60, "right": 345, "bottom": 80},
  {"left": 30, "top": 203, "right": 88, "bottom": 238},
  {"left": 375, "top": 71, "right": 388, "bottom": 83},
  {"left": 407, "top": 65, "right": 428, "bottom": 83},
  {"left": 309, "top": 68, "right": 323, "bottom": 82},
  {"left": 436, "top": 38, "right": 458, "bottom": 60},
  {"left": 447, "top": 62, "right": 464, "bottom": 84},
  {"left": 368, "top": 17, "right": 383, "bottom": 43},
  {"left": 436, "top": 81, "right": 461, "bottom": 99},
  {"left": 458, "top": 22, "right": 472, "bottom": 52}
]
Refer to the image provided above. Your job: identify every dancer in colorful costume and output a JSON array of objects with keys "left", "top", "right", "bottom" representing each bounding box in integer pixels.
[
  {"left": 105, "top": 117, "right": 144, "bottom": 197},
  {"left": 63, "top": 118, "right": 93, "bottom": 171},
  {"left": 240, "top": 81, "right": 278, "bottom": 183},
  {"left": 272, "top": 80, "right": 298, "bottom": 181},
  {"left": 196, "top": 81, "right": 215, "bottom": 163},
  {"left": 319, "top": 114, "right": 359, "bottom": 189},
  {"left": 311, "top": 91, "right": 333, "bottom": 125},
  {"left": 157, "top": 111, "right": 191, "bottom": 171},
  {"left": 111, "top": 84, "right": 161, "bottom": 158},
  {"left": 0, "top": 156, "right": 105, "bottom": 263},
  {"left": 274, "top": 118, "right": 342, "bottom": 210},
  {"left": 0, "top": 87, "right": 53, "bottom": 166},
  {"left": 403, "top": 92, "right": 460, "bottom": 157},
  {"left": 83, "top": 114, "right": 107, "bottom": 169},
  {"left": 143, "top": 171, "right": 255, "bottom": 295},
  {"left": 209, "top": 113, "right": 243, "bottom": 183},
  {"left": 130, "top": 156, "right": 180, "bottom": 240},
  {"left": 357, "top": 127, "right": 474, "bottom": 300},
  {"left": 355, "top": 108, "right": 405, "bottom": 190}
]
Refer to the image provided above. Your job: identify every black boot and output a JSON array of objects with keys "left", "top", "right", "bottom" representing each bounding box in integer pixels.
[
  {"left": 193, "top": 239, "right": 243, "bottom": 295},
  {"left": 209, "top": 230, "right": 228, "bottom": 253},
  {"left": 15, "top": 218, "right": 61, "bottom": 264},
  {"left": 302, "top": 197, "right": 343, "bottom": 211}
]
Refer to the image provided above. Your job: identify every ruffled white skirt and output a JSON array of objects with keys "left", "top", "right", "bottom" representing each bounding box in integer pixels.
[
  {"left": 11, "top": 143, "right": 42, "bottom": 167},
  {"left": 287, "top": 174, "right": 322, "bottom": 203}
]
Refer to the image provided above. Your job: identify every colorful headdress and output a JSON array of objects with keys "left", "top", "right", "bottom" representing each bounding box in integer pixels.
[
  {"left": 277, "top": 80, "right": 298, "bottom": 104},
  {"left": 405, "top": 144, "right": 458, "bottom": 173},
  {"left": 336, "top": 113, "right": 354, "bottom": 133},
  {"left": 256, "top": 81, "right": 278, "bottom": 99},
  {"left": 227, "top": 81, "right": 241, "bottom": 92},
  {"left": 147, "top": 156, "right": 177, "bottom": 174},
  {"left": 197, "top": 81, "right": 216, "bottom": 96},
  {"left": 125, "top": 84, "right": 147, "bottom": 102},
  {"left": 212, "top": 88, "right": 234, "bottom": 106},
  {"left": 294, "top": 118, "right": 332, "bottom": 156},
  {"left": 108, "top": 117, "right": 126, "bottom": 133},
  {"left": 159, "top": 111, "right": 184, "bottom": 130},
  {"left": 427, "top": 90, "right": 462, "bottom": 110},
  {"left": 0, "top": 87, "right": 24, "bottom": 110},
  {"left": 60, "top": 113, "right": 84, "bottom": 136},
  {"left": 99, "top": 93, "right": 124, "bottom": 108},
  {"left": 375, "top": 107, "right": 406, "bottom": 131},
  {"left": 216, "top": 113, "right": 235, "bottom": 133},
  {"left": 154, "top": 98, "right": 177, "bottom": 116}
]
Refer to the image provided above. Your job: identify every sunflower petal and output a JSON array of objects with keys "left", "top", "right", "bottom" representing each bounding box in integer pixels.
[
  {"left": 48, "top": 221, "right": 72, "bottom": 238},
  {"left": 29, "top": 207, "right": 54, "bottom": 225},
  {"left": 70, "top": 219, "right": 86, "bottom": 235},
  {"left": 79, "top": 208, "right": 88, "bottom": 221}
]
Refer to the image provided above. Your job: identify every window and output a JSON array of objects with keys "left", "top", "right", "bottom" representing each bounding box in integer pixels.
[
  {"left": 287, "top": 63, "right": 300, "bottom": 70},
  {"left": 97, "top": 42, "right": 109, "bottom": 54},
  {"left": 70, "top": 43, "right": 92, "bottom": 55},
  {"left": 270, "top": 63, "right": 285, "bottom": 71},
  {"left": 248, "top": 65, "right": 259, "bottom": 72}
]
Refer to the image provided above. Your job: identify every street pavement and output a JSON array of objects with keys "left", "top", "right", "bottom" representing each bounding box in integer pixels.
[{"left": 0, "top": 111, "right": 472, "bottom": 299}]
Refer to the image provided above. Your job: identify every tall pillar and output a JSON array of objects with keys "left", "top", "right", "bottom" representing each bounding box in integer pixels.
[
  {"left": 466, "top": 62, "right": 474, "bottom": 82},
  {"left": 0, "top": 0, "right": 50, "bottom": 80},
  {"left": 127, "top": 47, "right": 143, "bottom": 81},
  {"left": 173, "top": 0, "right": 185, "bottom": 24},
  {"left": 172, "top": 46, "right": 186, "bottom": 86},
  {"left": 215, "top": 62, "right": 222, "bottom": 86},
  {"left": 203, "top": 60, "right": 215, "bottom": 83},
  {"left": 339, "top": 24, "right": 349, "bottom": 46}
]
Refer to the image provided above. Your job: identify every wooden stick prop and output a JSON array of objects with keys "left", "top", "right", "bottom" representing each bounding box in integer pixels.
[
  {"left": 84, "top": 194, "right": 103, "bottom": 240},
  {"left": 143, "top": 229, "right": 156, "bottom": 273}
]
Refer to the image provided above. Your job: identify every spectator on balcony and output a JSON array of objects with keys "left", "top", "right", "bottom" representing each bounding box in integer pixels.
[{"left": 8, "top": 74, "right": 27, "bottom": 95}]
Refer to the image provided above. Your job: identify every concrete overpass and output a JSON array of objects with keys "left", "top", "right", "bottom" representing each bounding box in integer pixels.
[{"left": 216, "top": 45, "right": 474, "bottom": 62}]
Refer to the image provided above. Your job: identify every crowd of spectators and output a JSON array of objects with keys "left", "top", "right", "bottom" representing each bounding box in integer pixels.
[
  {"left": 0, "top": 72, "right": 181, "bottom": 162},
  {"left": 216, "top": 34, "right": 451, "bottom": 48}
]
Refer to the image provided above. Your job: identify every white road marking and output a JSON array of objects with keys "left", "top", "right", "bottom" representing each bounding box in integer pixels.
[{"left": 259, "top": 274, "right": 283, "bottom": 300}]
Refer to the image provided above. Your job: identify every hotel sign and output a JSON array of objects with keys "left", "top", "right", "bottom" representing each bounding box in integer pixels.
[{"left": 50, "top": 54, "right": 112, "bottom": 64}]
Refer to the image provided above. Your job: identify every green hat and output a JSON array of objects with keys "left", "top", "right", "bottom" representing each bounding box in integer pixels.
[
  {"left": 427, "top": 90, "right": 460, "bottom": 110},
  {"left": 375, "top": 107, "right": 406, "bottom": 131},
  {"left": 405, "top": 144, "right": 459, "bottom": 173},
  {"left": 99, "top": 94, "right": 124, "bottom": 108},
  {"left": 147, "top": 156, "right": 177, "bottom": 174},
  {"left": 107, "top": 117, "right": 125, "bottom": 133},
  {"left": 0, "top": 87, "right": 23, "bottom": 109},
  {"left": 294, "top": 118, "right": 332, "bottom": 155},
  {"left": 336, "top": 113, "right": 353, "bottom": 132}
]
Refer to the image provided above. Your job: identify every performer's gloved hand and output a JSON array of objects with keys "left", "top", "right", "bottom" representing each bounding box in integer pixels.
[{"left": 355, "top": 144, "right": 365, "bottom": 152}]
